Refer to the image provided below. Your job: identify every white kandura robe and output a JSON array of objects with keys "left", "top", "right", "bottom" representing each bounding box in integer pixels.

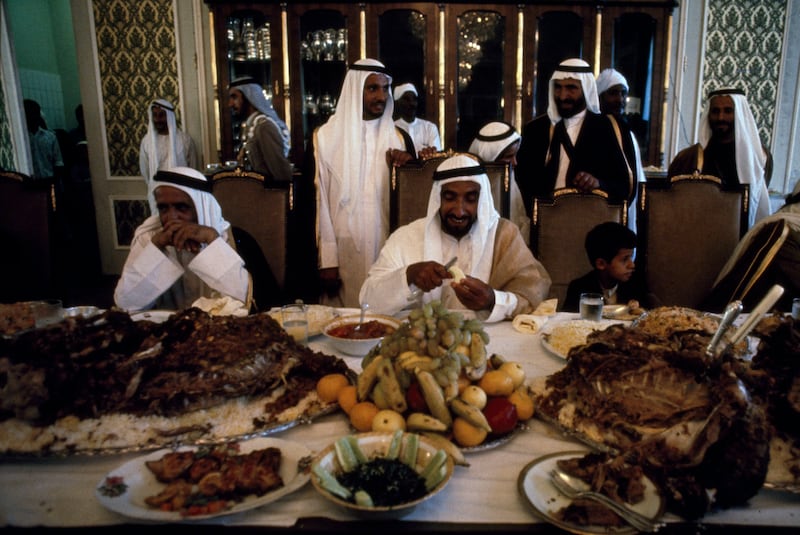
[
  {"left": 395, "top": 117, "right": 442, "bottom": 153},
  {"left": 359, "top": 218, "right": 551, "bottom": 323},
  {"left": 316, "top": 119, "right": 403, "bottom": 307},
  {"left": 114, "top": 230, "right": 248, "bottom": 313}
]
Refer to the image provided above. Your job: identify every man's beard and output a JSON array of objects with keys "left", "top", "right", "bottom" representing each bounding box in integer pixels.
[{"left": 556, "top": 94, "right": 587, "bottom": 118}]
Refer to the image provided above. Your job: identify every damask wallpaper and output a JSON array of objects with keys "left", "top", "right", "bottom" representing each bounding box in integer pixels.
[
  {"left": 0, "top": 75, "right": 16, "bottom": 171},
  {"left": 93, "top": 0, "right": 182, "bottom": 177},
  {"left": 703, "top": 0, "right": 786, "bottom": 147}
]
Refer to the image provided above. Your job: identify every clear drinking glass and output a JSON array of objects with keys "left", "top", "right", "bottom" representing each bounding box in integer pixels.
[
  {"left": 579, "top": 293, "right": 603, "bottom": 321},
  {"left": 32, "top": 299, "right": 63, "bottom": 328},
  {"left": 792, "top": 297, "right": 800, "bottom": 320},
  {"left": 281, "top": 302, "right": 308, "bottom": 345}
]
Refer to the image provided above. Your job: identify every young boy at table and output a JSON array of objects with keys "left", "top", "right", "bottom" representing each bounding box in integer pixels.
[{"left": 563, "top": 221, "right": 648, "bottom": 312}]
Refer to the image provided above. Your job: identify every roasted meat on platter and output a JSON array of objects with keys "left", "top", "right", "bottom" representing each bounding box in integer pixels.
[
  {"left": 0, "top": 308, "right": 349, "bottom": 455},
  {"left": 533, "top": 313, "right": 772, "bottom": 519}
]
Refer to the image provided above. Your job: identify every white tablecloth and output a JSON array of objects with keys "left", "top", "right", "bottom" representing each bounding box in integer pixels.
[{"left": 1, "top": 313, "right": 799, "bottom": 528}]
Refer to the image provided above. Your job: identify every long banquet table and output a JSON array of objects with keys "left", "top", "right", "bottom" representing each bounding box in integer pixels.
[{"left": 1, "top": 312, "right": 799, "bottom": 533}]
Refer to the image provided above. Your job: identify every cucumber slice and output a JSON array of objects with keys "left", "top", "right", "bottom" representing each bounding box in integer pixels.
[
  {"left": 354, "top": 489, "right": 374, "bottom": 507},
  {"left": 385, "top": 429, "right": 403, "bottom": 459},
  {"left": 346, "top": 435, "right": 368, "bottom": 464},
  {"left": 312, "top": 464, "right": 352, "bottom": 500},
  {"left": 334, "top": 437, "right": 358, "bottom": 473},
  {"left": 401, "top": 432, "right": 419, "bottom": 468}
]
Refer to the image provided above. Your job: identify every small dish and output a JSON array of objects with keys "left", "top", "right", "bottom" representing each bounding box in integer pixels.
[
  {"left": 310, "top": 431, "right": 454, "bottom": 519},
  {"left": 322, "top": 314, "right": 401, "bottom": 357},
  {"left": 518, "top": 450, "right": 665, "bottom": 534},
  {"left": 267, "top": 304, "right": 337, "bottom": 338},
  {"left": 95, "top": 437, "right": 311, "bottom": 521}
]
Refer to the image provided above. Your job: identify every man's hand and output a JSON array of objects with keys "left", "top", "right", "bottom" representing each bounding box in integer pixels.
[
  {"left": 152, "top": 220, "right": 219, "bottom": 253},
  {"left": 572, "top": 171, "right": 599, "bottom": 192},
  {"left": 406, "top": 261, "right": 452, "bottom": 292},
  {"left": 417, "top": 147, "right": 439, "bottom": 160},
  {"left": 386, "top": 149, "right": 415, "bottom": 167},
  {"left": 319, "top": 267, "right": 342, "bottom": 297},
  {"left": 452, "top": 276, "right": 495, "bottom": 312}
]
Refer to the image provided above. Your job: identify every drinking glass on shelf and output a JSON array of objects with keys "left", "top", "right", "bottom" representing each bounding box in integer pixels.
[
  {"left": 579, "top": 293, "right": 603, "bottom": 321},
  {"left": 281, "top": 302, "right": 308, "bottom": 345}
]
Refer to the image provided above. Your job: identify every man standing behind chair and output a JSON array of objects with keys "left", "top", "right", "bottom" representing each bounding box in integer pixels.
[
  {"left": 24, "top": 99, "right": 64, "bottom": 183},
  {"left": 667, "top": 88, "right": 772, "bottom": 228},
  {"left": 228, "top": 77, "right": 292, "bottom": 182},
  {"left": 515, "top": 58, "right": 635, "bottom": 216},
  {"left": 114, "top": 167, "right": 249, "bottom": 312},
  {"left": 468, "top": 121, "right": 529, "bottom": 244},
  {"left": 393, "top": 82, "right": 442, "bottom": 158},
  {"left": 313, "top": 58, "right": 413, "bottom": 307},
  {"left": 360, "top": 154, "right": 551, "bottom": 322},
  {"left": 139, "top": 99, "right": 199, "bottom": 212},
  {"left": 595, "top": 68, "right": 645, "bottom": 231}
]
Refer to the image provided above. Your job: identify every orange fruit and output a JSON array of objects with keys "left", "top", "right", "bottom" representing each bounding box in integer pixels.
[
  {"left": 478, "top": 369, "right": 515, "bottom": 397},
  {"left": 452, "top": 416, "right": 488, "bottom": 447},
  {"left": 508, "top": 388, "right": 535, "bottom": 421},
  {"left": 349, "top": 401, "right": 380, "bottom": 432},
  {"left": 316, "top": 373, "right": 350, "bottom": 404},
  {"left": 337, "top": 385, "right": 358, "bottom": 415}
]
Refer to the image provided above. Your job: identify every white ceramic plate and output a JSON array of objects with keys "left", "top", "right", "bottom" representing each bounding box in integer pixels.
[
  {"left": 95, "top": 437, "right": 311, "bottom": 521},
  {"left": 517, "top": 450, "right": 665, "bottom": 535},
  {"left": 540, "top": 319, "right": 624, "bottom": 360},
  {"left": 268, "top": 305, "right": 338, "bottom": 337}
]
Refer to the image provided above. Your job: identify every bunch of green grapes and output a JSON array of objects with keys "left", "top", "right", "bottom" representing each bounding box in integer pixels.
[{"left": 361, "top": 301, "right": 490, "bottom": 391}]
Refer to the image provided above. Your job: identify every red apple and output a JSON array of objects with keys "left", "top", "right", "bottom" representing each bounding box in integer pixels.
[
  {"left": 482, "top": 396, "right": 518, "bottom": 435},
  {"left": 406, "top": 380, "right": 428, "bottom": 413}
]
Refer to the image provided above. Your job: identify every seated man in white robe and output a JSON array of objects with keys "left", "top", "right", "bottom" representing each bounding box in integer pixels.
[
  {"left": 360, "top": 153, "right": 551, "bottom": 322},
  {"left": 114, "top": 167, "right": 250, "bottom": 312}
]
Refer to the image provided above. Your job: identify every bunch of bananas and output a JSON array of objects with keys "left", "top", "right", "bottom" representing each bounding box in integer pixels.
[{"left": 357, "top": 301, "right": 490, "bottom": 433}]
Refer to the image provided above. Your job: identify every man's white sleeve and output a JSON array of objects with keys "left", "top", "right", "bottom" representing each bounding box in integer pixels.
[
  {"left": 188, "top": 238, "right": 249, "bottom": 303},
  {"left": 114, "top": 240, "right": 184, "bottom": 311}
]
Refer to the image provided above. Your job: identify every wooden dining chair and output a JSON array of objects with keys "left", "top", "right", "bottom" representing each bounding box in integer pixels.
[
  {"left": 0, "top": 171, "right": 57, "bottom": 301},
  {"left": 531, "top": 188, "right": 628, "bottom": 308},
  {"left": 637, "top": 174, "right": 749, "bottom": 308},
  {"left": 389, "top": 152, "right": 511, "bottom": 232},
  {"left": 484, "top": 161, "right": 511, "bottom": 219},
  {"left": 211, "top": 169, "right": 294, "bottom": 309}
]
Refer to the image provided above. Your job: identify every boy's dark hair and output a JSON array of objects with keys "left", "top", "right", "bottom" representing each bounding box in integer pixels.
[{"left": 585, "top": 222, "right": 637, "bottom": 267}]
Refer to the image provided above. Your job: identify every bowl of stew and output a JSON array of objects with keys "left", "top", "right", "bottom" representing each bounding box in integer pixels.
[
  {"left": 310, "top": 431, "right": 454, "bottom": 519},
  {"left": 322, "top": 314, "right": 401, "bottom": 356}
]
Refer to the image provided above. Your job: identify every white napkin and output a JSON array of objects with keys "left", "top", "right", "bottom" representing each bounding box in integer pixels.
[
  {"left": 512, "top": 314, "right": 549, "bottom": 334},
  {"left": 191, "top": 296, "right": 249, "bottom": 317}
]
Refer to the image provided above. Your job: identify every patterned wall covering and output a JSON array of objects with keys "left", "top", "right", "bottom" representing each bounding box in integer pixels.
[
  {"left": 0, "top": 74, "right": 16, "bottom": 171},
  {"left": 703, "top": 0, "right": 786, "bottom": 147},
  {"left": 93, "top": 0, "right": 181, "bottom": 177}
]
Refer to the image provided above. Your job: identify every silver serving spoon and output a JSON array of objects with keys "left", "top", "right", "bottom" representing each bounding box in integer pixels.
[
  {"left": 353, "top": 303, "right": 369, "bottom": 332},
  {"left": 706, "top": 300, "right": 743, "bottom": 358}
]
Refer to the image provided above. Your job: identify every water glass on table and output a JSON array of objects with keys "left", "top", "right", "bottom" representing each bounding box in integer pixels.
[
  {"left": 579, "top": 293, "right": 603, "bottom": 321},
  {"left": 281, "top": 303, "right": 308, "bottom": 345}
]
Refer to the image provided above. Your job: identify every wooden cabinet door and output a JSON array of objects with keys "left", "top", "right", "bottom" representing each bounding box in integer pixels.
[
  {"left": 600, "top": 5, "right": 674, "bottom": 168},
  {"left": 285, "top": 3, "right": 361, "bottom": 165},
  {"left": 443, "top": 4, "right": 519, "bottom": 152},
  {"left": 364, "top": 3, "right": 439, "bottom": 128},
  {"left": 211, "top": 3, "right": 284, "bottom": 162}
]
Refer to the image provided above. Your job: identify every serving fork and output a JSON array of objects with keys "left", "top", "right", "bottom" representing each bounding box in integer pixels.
[{"left": 549, "top": 469, "right": 663, "bottom": 532}]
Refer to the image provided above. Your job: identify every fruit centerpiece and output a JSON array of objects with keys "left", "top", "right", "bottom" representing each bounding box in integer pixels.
[{"left": 318, "top": 301, "right": 535, "bottom": 455}]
